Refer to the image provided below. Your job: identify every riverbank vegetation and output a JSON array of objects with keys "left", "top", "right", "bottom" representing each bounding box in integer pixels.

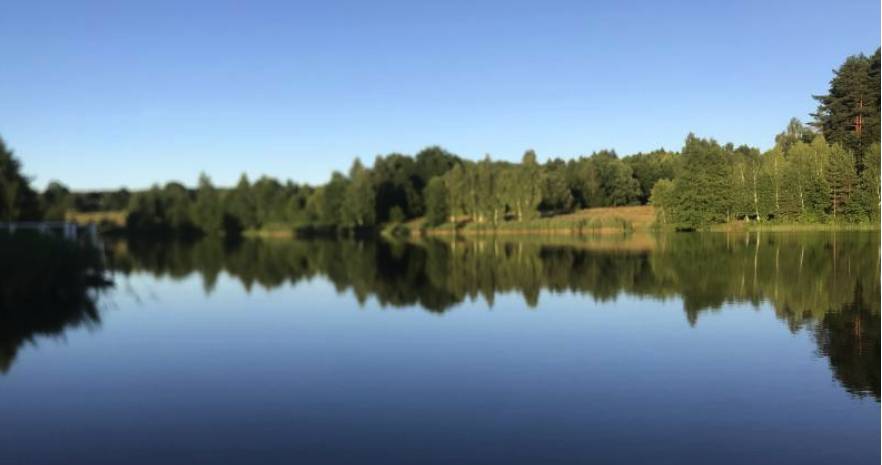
[{"left": 1, "top": 48, "right": 878, "bottom": 235}]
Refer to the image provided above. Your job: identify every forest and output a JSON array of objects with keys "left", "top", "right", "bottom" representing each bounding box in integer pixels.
[{"left": 0, "top": 48, "right": 879, "bottom": 233}]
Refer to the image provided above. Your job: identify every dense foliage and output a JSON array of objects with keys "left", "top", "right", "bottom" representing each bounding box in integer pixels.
[
  {"left": 0, "top": 138, "right": 41, "bottom": 221},
  {"left": 651, "top": 129, "right": 881, "bottom": 229},
  {"left": 114, "top": 144, "right": 663, "bottom": 234},
  {"left": 812, "top": 49, "right": 880, "bottom": 165}
]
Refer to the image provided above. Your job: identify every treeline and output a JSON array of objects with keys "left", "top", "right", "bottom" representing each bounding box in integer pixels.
[
  {"left": 0, "top": 139, "right": 130, "bottom": 221},
  {"left": 650, "top": 130, "right": 881, "bottom": 228},
  {"left": 1, "top": 48, "right": 878, "bottom": 231},
  {"left": 124, "top": 146, "right": 461, "bottom": 235},
  {"left": 122, "top": 144, "right": 672, "bottom": 236},
  {"left": 422, "top": 149, "right": 672, "bottom": 226},
  {"left": 118, "top": 47, "right": 882, "bottom": 232}
]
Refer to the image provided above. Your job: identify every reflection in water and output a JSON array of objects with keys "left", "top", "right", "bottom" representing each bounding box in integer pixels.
[
  {"left": 814, "top": 296, "right": 880, "bottom": 399},
  {"left": 2, "top": 231, "right": 878, "bottom": 400},
  {"left": 108, "top": 232, "right": 880, "bottom": 400},
  {"left": 0, "top": 232, "right": 111, "bottom": 373}
]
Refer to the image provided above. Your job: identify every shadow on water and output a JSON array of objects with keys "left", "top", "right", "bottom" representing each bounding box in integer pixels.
[
  {"left": 2, "top": 230, "right": 878, "bottom": 400},
  {"left": 0, "top": 231, "right": 112, "bottom": 373}
]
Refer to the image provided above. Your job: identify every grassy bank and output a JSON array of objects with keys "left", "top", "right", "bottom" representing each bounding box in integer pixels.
[
  {"left": 66, "top": 210, "right": 127, "bottom": 227},
  {"left": 417, "top": 206, "right": 653, "bottom": 236},
  {"left": 63, "top": 205, "right": 880, "bottom": 239},
  {"left": 720, "top": 222, "right": 881, "bottom": 232}
]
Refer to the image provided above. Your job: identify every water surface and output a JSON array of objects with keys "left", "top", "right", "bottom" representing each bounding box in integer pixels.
[{"left": 1, "top": 232, "right": 878, "bottom": 464}]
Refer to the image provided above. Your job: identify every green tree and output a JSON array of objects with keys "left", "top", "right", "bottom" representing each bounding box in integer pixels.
[
  {"left": 424, "top": 177, "right": 449, "bottom": 227},
  {"left": 858, "top": 142, "right": 880, "bottom": 220},
  {"left": 540, "top": 160, "right": 574, "bottom": 213},
  {"left": 0, "top": 137, "right": 41, "bottom": 221},
  {"left": 774, "top": 118, "right": 816, "bottom": 152},
  {"left": 314, "top": 172, "right": 349, "bottom": 225},
  {"left": 813, "top": 49, "right": 881, "bottom": 169},
  {"left": 650, "top": 178, "right": 675, "bottom": 225},
  {"left": 592, "top": 151, "right": 640, "bottom": 206},
  {"left": 623, "top": 149, "right": 677, "bottom": 204},
  {"left": 825, "top": 144, "right": 859, "bottom": 221},
  {"left": 669, "top": 135, "right": 733, "bottom": 228},
  {"left": 444, "top": 164, "right": 466, "bottom": 223},
  {"left": 343, "top": 159, "right": 376, "bottom": 227},
  {"left": 41, "top": 181, "right": 72, "bottom": 221},
  {"left": 779, "top": 139, "right": 829, "bottom": 221},
  {"left": 192, "top": 173, "right": 224, "bottom": 233},
  {"left": 515, "top": 150, "right": 543, "bottom": 220},
  {"left": 567, "top": 158, "right": 602, "bottom": 208},
  {"left": 161, "top": 182, "right": 195, "bottom": 231},
  {"left": 476, "top": 155, "right": 498, "bottom": 223},
  {"left": 227, "top": 174, "right": 258, "bottom": 230}
]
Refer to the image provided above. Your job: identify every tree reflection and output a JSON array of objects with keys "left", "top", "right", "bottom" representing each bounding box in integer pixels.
[
  {"left": 110, "top": 232, "right": 879, "bottom": 399},
  {"left": 0, "top": 232, "right": 111, "bottom": 373},
  {"left": 4, "top": 231, "right": 877, "bottom": 400}
]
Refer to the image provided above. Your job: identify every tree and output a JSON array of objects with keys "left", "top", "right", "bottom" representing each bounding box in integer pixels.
[
  {"left": 227, "top": 174, "right": 258, "bottom": 230},
  {"left": 192, "top": 173, "right": 224, "bottom": 233},
  {"left": 126, "top": 185, "right": 163, "bottom": 233},
  {"left": 414, "top": 146, "right": 459, "bottom": 188},
  {"left": 41, "top": 181, "right": 72, "bottom": 221},
  {"left": 476, "top": 155, "right": 498, "bottom": 223},
  {"left": 774, "top": 118, "right": 815, "bottom": 152},
  {"left": 825, "top": 144, "right": 859, "bottom": 221},
  {"left": 162, "top": 182, "right": 195, "bottom": 231},
  {"left": 252, "top": 176, "right": 287, "bottom": 225},
  {"left": 761, "top": 147, "right": 786, "bottom": 218},
  {"left": 650, "top": 179, "right": 675, "bottom": 225},
  {"left": 444, "top": 164, "right": 466, "bottom": 223},
  {"left": 314, "top": 172, "right": 349, "bottom": 225},
  {"left": 624, "top": 149, "right": 677, "bottom": 204},
  {"left": 540, "top": 160, "right": 574, "bottom": 214},
  {"left": 0, "top": 137, "right": 41, "bottom": 221},
  {"left": 592, "top": 150, "right": 640, "bottom": 206},
  {"left": 515, "top": 150, "right": 543, "bottom": 220},
  {"left": 423, "top": 177, "right": 448, "bottom": 227},
  {"left": 372, "top": 154, "right": 421, "bottom": 221},
  {"left": 669, "top": 135, "right": 733, "bottom": 227},
  {"left": 812, "top": 49, "right": 881, "bottom": 169},
  {"left": 779, "top": 139, "right": 829, "bottom": 221},
  {"left": 730, "top": 146, "right": 763, "bottom": 220},
  {"left": 567, "top": 157, "right": 602, "bottom": 208},
  {"left": 343, "top": 159, "right": 376, "bottom": 227},
  {"left": 858, "top": 142, "right": 880, "bottom": 220}
]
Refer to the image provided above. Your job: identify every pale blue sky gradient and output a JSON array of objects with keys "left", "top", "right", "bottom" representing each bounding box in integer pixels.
[{"left": 1, "top": 0, "right": 878, "bottom": 190}]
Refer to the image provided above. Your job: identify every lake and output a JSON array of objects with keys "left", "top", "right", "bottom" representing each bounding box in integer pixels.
[{"left": 1, "top": 232, "right": 878, "bottom": 464}]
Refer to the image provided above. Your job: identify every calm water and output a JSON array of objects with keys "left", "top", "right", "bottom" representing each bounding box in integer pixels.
[{"left": 1, "top": 232, "right": 879, "bottom": 464}]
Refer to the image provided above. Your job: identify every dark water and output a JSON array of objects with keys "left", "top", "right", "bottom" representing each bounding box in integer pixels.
[{"left": 1, "top": 232, "right": 879, "bottom": 464}]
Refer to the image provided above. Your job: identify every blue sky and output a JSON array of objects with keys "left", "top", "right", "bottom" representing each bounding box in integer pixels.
[{"left": 0, "top": 0, "right": 878, "bottom": 190}]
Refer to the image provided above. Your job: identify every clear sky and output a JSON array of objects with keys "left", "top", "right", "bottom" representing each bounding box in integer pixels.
[{"left": 1, "top": 0, "right": 879, "bottom": 191}]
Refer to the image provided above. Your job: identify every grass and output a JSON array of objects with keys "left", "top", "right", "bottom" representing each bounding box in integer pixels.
[
  {"left": 410, "top": 232, "right": 660, "bottom": 252},
  {"left": 737, "top": 222, "right": 880, "bottom": 232},
  {"left": 243, "top": 222, "right": 297, "bottom": 238},
  {"left": 65, "top": 210, "right": 127, "bottom": 227},
  {"left": 421, "top": 205, "right": 654, "bottom": 236}
]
